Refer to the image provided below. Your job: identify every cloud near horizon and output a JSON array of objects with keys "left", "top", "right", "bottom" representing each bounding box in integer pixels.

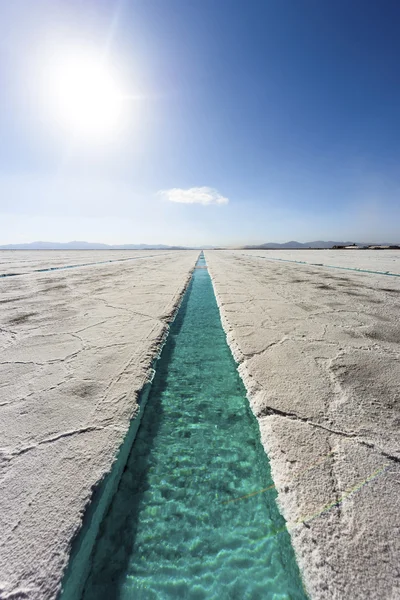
[{"left": 159, "top": 186, "right": 229, "bottom": 205}]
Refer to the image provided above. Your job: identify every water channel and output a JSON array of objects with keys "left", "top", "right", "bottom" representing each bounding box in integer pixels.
[{"left": 63, "top": 254, "right": 306, "bottom": 599}]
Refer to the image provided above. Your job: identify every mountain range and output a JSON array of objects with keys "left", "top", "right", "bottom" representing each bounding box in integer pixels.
[
  {"left": 243, "top": 240, "right": 357, "bottom": 249},
  {"left": 0, "top": 241, "right": 209, "bottom": 250},
  {"left": 0, "top": 240, "right": 397, "bottom": 250}
]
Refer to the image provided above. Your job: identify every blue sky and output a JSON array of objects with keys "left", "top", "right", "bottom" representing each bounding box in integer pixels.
[{"left": 1, "top": 0, "right": 399, "bottom": 245}]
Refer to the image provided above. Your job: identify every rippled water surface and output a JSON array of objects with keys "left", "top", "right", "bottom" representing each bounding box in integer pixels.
[{"left": 82, "top": 255, "right": 306, "bottom": 599}]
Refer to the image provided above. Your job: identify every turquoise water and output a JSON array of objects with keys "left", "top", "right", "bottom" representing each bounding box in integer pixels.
[{"left": 80, "top": 255, "right": 306, "bottom": 599}]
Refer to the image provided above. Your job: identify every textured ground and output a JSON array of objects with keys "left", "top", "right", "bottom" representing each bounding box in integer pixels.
[
  {"left": 0, "top": 250, "right": 168, "bottom": 276},
  {"left": 239, "top": 249, "right": 400, "bottom": 275},
  {"left": 205, "top": 250, "right": 400, "bottom": 600},
  {"left": 0, "top": 251, "right": 197, "bottom": 600}
]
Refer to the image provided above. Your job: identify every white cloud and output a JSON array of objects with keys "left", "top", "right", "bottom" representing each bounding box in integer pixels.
[{"left": 159, "top": 186, "right": 229, "bottom": 205}]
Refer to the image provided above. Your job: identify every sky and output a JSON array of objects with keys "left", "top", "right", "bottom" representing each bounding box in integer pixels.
[{"left": 1, "top": 0, "right": 400, "bottom": 246}]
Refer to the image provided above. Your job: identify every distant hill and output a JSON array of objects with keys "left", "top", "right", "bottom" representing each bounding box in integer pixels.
[
  {"left": 0, "top": 241, "right": 215, "bottom": 250},
  {"left": 2, "top": 240, "right": 397, "bottom": 251},
  {"left": 244, "top": 241, "right": 358, "bottom": 249}
]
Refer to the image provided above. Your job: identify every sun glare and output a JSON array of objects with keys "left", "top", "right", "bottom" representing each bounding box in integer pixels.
[{"left": 47, "top": 49, "right": 124, "bottom": 140}]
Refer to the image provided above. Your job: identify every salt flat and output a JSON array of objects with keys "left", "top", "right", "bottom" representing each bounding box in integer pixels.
[
  {"left": 0, "top": 251, "right": 197, "bottom": 599},
  {"left": 240, "top": 248, "right": 400, "bottom": 274},
  {"left": 0, "top": 249, "right": 170, "bottom": 276},
  {"left": 205, "top": 250, "right": 400, "bottom": 600}
]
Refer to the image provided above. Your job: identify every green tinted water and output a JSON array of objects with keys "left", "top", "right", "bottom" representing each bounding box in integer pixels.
[{"left": 81, "top": 255, "right": 306, "bottom": 599}]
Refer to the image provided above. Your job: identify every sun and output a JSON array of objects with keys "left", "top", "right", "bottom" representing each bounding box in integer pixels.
[{"left": 47, "top": 48, "right": 124, "bottom": 140}]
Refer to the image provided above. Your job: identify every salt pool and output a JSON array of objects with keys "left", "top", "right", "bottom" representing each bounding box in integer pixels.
[{"left": 63, "top": 254, "right": 306, "bottom": 599}]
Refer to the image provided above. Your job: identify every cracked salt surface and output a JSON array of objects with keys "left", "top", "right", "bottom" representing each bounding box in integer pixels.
[
  {"left": 0, "top": 251, "right": 198, "bottom": 599},
  {"left": 61, "top": 254, "right": 306, "bottom": 599},
  {"left": 206, "top": 250, "right": 400, "bottom": 600},
  {"left": 238, "top": 249, "right": 400, "bottom": 276},
  {"left": 0, "top": 251, "right": 172, "bottom": 278},
  {"left": 2, "top": 248, "right": 399, "bottom": 599}
]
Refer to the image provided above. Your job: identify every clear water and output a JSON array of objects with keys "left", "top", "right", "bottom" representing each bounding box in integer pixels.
[{"left": 81, "top": 255, "right": 307, "bottom": 599}]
